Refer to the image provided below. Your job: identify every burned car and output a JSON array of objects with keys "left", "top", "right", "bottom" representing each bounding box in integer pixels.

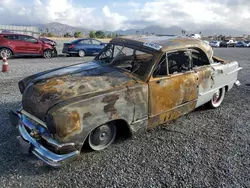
[{"left": 9, "top": 36, "right": 242, "bottom": 167}]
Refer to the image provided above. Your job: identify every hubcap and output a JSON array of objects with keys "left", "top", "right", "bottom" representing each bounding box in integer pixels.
[
  {"left": 79, "top": 50, "right": 85, "bottom": 57},
  {"left": 89, "top": 124, "right": 116, "bottom": 150},
  {"left": 1, "top": 49, "right": 11, "bottom": 58},
  {"left": 44, "top": 51, "right": 51, "bottom": 58},
  {"left": 212, "top": 90, "right": 221, "bottom": 104}
]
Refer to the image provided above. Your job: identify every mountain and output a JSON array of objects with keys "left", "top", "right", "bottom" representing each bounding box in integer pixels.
[
  {"left": 31, "top": 22, "right": 248, "bottom": 37},
  {"left": 36, "top": 22, "right": 89, "bottom": 36},
  {"left": 115, "top": 25, "right": 183, "bottom": 35}
]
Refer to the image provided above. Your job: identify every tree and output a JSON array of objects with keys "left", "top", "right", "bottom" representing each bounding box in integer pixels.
[
  {"left": 95, "top": 30, "right": 106, "bottom": 38},
  {"left": 47, "top": 32, "right": 55, "bottom": 37},
  {"left": 107, "top": 33, "right": 113, "bottom": 38},
  {"left": 89, "top": 30, "right": 96, "bottom": 38},
  {"left": 64, "top": 32, "right": 72, "bottom": 37},
  {"left": 74, "top": 31, "right": 83, "bottom": 38},
  {"left": 46, "top": 28, "right": 49, "bottom": 33}
]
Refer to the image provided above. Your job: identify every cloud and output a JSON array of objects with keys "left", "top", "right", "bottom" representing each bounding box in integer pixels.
[
  {"left": 0, "top": 0, "right": 250, "bottom": 33},
  {"left": 102, "top": 6, "right": 128, "bottom": 30},
  {"left": 0, "top": 0, "right": 128, "bottom": 30}
]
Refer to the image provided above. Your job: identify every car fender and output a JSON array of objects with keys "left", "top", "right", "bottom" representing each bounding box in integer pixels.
[
  {"left": 43, "top": 44, "right": 54, "bottom": 51},
  {"left": 47, "top": 88, "right": 135, "bottom": 145},
  {"left": 47, "top": 83, "right": 148, "bottom": 147}
]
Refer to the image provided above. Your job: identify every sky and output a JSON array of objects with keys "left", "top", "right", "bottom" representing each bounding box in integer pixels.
[{"left": 0, "top": 0, "right": 250, "bottom": 32}]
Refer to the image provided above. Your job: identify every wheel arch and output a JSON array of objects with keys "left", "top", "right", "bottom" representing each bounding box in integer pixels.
[
  {"left": 225, "top": 85, "right": 229, "bottom": 92},
  {"left": 0, "top": 46, "right": 14, "bottom": 56},
  {"left": 80, "top": 118, "right": 132, "bottom": 151}
]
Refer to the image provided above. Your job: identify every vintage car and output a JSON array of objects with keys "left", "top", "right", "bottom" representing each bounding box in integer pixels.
[{"left": 9, "top": 36, "right": 242, "bottom": 167}]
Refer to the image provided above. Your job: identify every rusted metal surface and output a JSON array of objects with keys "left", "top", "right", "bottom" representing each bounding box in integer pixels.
[
  {"left": 22, "top": 61, "right": 136, "bottom": 121},
  {"left": 49, "top": 83, "right": 148, "bottom": 142},
  {"left": 148, "top": 72, "right": 198, "bottom": 128}
]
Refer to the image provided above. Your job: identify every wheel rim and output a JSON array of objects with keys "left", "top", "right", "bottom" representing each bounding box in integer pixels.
[
  {"left": 88, "top": 123, "right": 116, "bottom": 151},
  {"left": 1, "top": 49, "right": 11, "bottom": 58},
  {"left": 44, "top": 50, "right": 52, "bottom": 58},
  {"left": 212, "top": 90, "right": 221, "bottom": 105},
  {"left": 79, "top": 50, "right": 85, "bottom": 57}
]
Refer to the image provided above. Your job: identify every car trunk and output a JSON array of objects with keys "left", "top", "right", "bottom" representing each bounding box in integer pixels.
[{"left": 63, "top": 43, "right": 71, "bottom": 51}]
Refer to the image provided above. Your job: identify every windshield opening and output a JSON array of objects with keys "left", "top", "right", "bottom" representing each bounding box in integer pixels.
[{"left": 95, "top": 44, "right": 155, "bottom": 80}]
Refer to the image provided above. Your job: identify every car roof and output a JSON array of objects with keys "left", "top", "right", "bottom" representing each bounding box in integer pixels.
[
  {"left": 0, "top": 33, "right": 34, "bottom": 37},
  {"left": 111, "top": 35, "right": 213, "bottom": 60}
]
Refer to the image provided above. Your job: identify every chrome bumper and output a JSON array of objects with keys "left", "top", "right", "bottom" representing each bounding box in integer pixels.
[{"left": 9, "top": 110, "right": 80, "bottom": 167}]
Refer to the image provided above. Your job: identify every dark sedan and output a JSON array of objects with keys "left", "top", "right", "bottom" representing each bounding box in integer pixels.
[{"left": 62, "top": 38, "right": 106, "bottom": 57}]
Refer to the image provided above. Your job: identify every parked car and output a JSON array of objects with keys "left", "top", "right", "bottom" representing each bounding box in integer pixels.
[
  {"left": 235, "top": 41, "right": 248, "bottom": 47},
  {"left": 0, "top": 33, "right": 55, "bottom": 58},
  {"left": 9, "top": 36, "right": 242, "bottom": 167},
  {"left": 244, "top": 41, "right": 250, "bottom": 47},
  {"left": 62, "top": 38, "right": 106, "bottom": 57},
  {"left": 190, "top": 34, "right": 201, "bottom": 39},
  {"left": 209, "top": 41, "right": 220, "bottom": 47},
  {"left": 220, "top": 39, "right": 236, "bottom": 47}
]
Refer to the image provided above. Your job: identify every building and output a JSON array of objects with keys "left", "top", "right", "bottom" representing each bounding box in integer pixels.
[{"left": 0, "top": 25, "right": 40, "bottom": 38}]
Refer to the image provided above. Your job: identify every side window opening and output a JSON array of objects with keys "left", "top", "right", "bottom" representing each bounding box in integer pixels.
[
  {"left": 92, "top": 40, "right": 101, "bottom": 45},
  {"left": 79, "top": 40, "right": 91, "bottom": 44},
  {"left": 191, "top": 48, "right": 210, "bottom": 67},
  {"left": 168, "top": 51, "right": 191, "bottom": 74},
  {"left": 6, "top": 35, "right": 21, "bottom": 41}
]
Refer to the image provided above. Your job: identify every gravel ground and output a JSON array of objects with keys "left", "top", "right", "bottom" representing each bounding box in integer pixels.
[{"left": 0, "top": 48, "right": 249, "bottom": 188}]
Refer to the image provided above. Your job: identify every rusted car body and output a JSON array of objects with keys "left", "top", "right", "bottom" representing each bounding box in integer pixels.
[{"left": 9, "top": 36, "right": 242, "bottom": 167}]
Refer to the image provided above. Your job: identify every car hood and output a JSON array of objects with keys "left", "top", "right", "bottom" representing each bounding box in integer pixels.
[{"left": 21, "top": 61, "right": 137, "bottom": 121}]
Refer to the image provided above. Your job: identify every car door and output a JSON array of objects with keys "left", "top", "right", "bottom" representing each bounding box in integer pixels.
[
  {"left": 191, "top": 48, "right": 214, "bottom": 108},
  {"left": 21, "top": 36, "right": 42, "bottom": 54},
  {"left": 5, "top": 35, "right": 25, "bottom": 54},
  {"left": 78, "top": 39, "right": 92, "bottom": 54},
  {"left": 91, "top": 39, "right": 104, "bottom": 54},
  {"left": 148, "top": 50, "right": 198, "bottom": 128}
]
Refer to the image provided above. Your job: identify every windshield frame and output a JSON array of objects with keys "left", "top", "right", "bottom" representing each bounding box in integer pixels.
[{"left": 95, "top": 43, "right": 157, "bottom": 81}]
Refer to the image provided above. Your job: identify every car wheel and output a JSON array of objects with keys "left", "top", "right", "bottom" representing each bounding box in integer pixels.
[
  {"left": 88, "top": 122, "right": 117, "bottom": 151},
  {"left": 0, "top": 48, "right": 12, "bottom": 59},
  {"left": 43, "top": 50, "right": 52, "bottom": 59},
  {"left": 78, "top": 50, "right": 85, "bottom": 57},
  {"left": 207, "top": 87, "right": 225, "bottom": 108}
]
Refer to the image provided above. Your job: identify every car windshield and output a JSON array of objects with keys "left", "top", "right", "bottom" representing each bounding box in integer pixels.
[{"left": 95, "top": 44, "right": 155, "bottom": 80}]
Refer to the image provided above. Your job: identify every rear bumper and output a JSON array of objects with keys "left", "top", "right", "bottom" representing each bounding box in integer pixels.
[
  {"left": 62, "top": 50, "right": 78, "bottom": 54},
  {"left": 9, "top": 110, "right": 80, "bottom": 167}
]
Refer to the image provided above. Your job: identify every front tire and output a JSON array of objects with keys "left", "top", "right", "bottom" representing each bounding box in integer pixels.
[
  {"left": 78, "top": 50, "right": 85, "bottom": 57},
  {"left": 88, "top": 123, "right": 117, "bottom": 151},
  {"left": 207, "top": 87, "right": 225, "bottom": 108},
  {"left": 43, "top": 49, "right": 53, "bottom": 59}
]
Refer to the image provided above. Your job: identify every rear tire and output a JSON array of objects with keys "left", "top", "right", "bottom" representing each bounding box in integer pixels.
[
  {"left": 207, "top": 87, "right": 225, "bottom": 108},
  {"left": 78, "top": 50, "right": 85, "bottom": 57},
  {"left": 43, "top": 50, "right": 53, "bottom": 59},
  {"left": 0, "top": 48, "right": 13, "bottom": 59}
]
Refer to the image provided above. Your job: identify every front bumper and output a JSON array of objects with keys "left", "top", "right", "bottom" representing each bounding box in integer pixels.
[{"left": 9, "top": 110, "right": 80, "bottom": 167}]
